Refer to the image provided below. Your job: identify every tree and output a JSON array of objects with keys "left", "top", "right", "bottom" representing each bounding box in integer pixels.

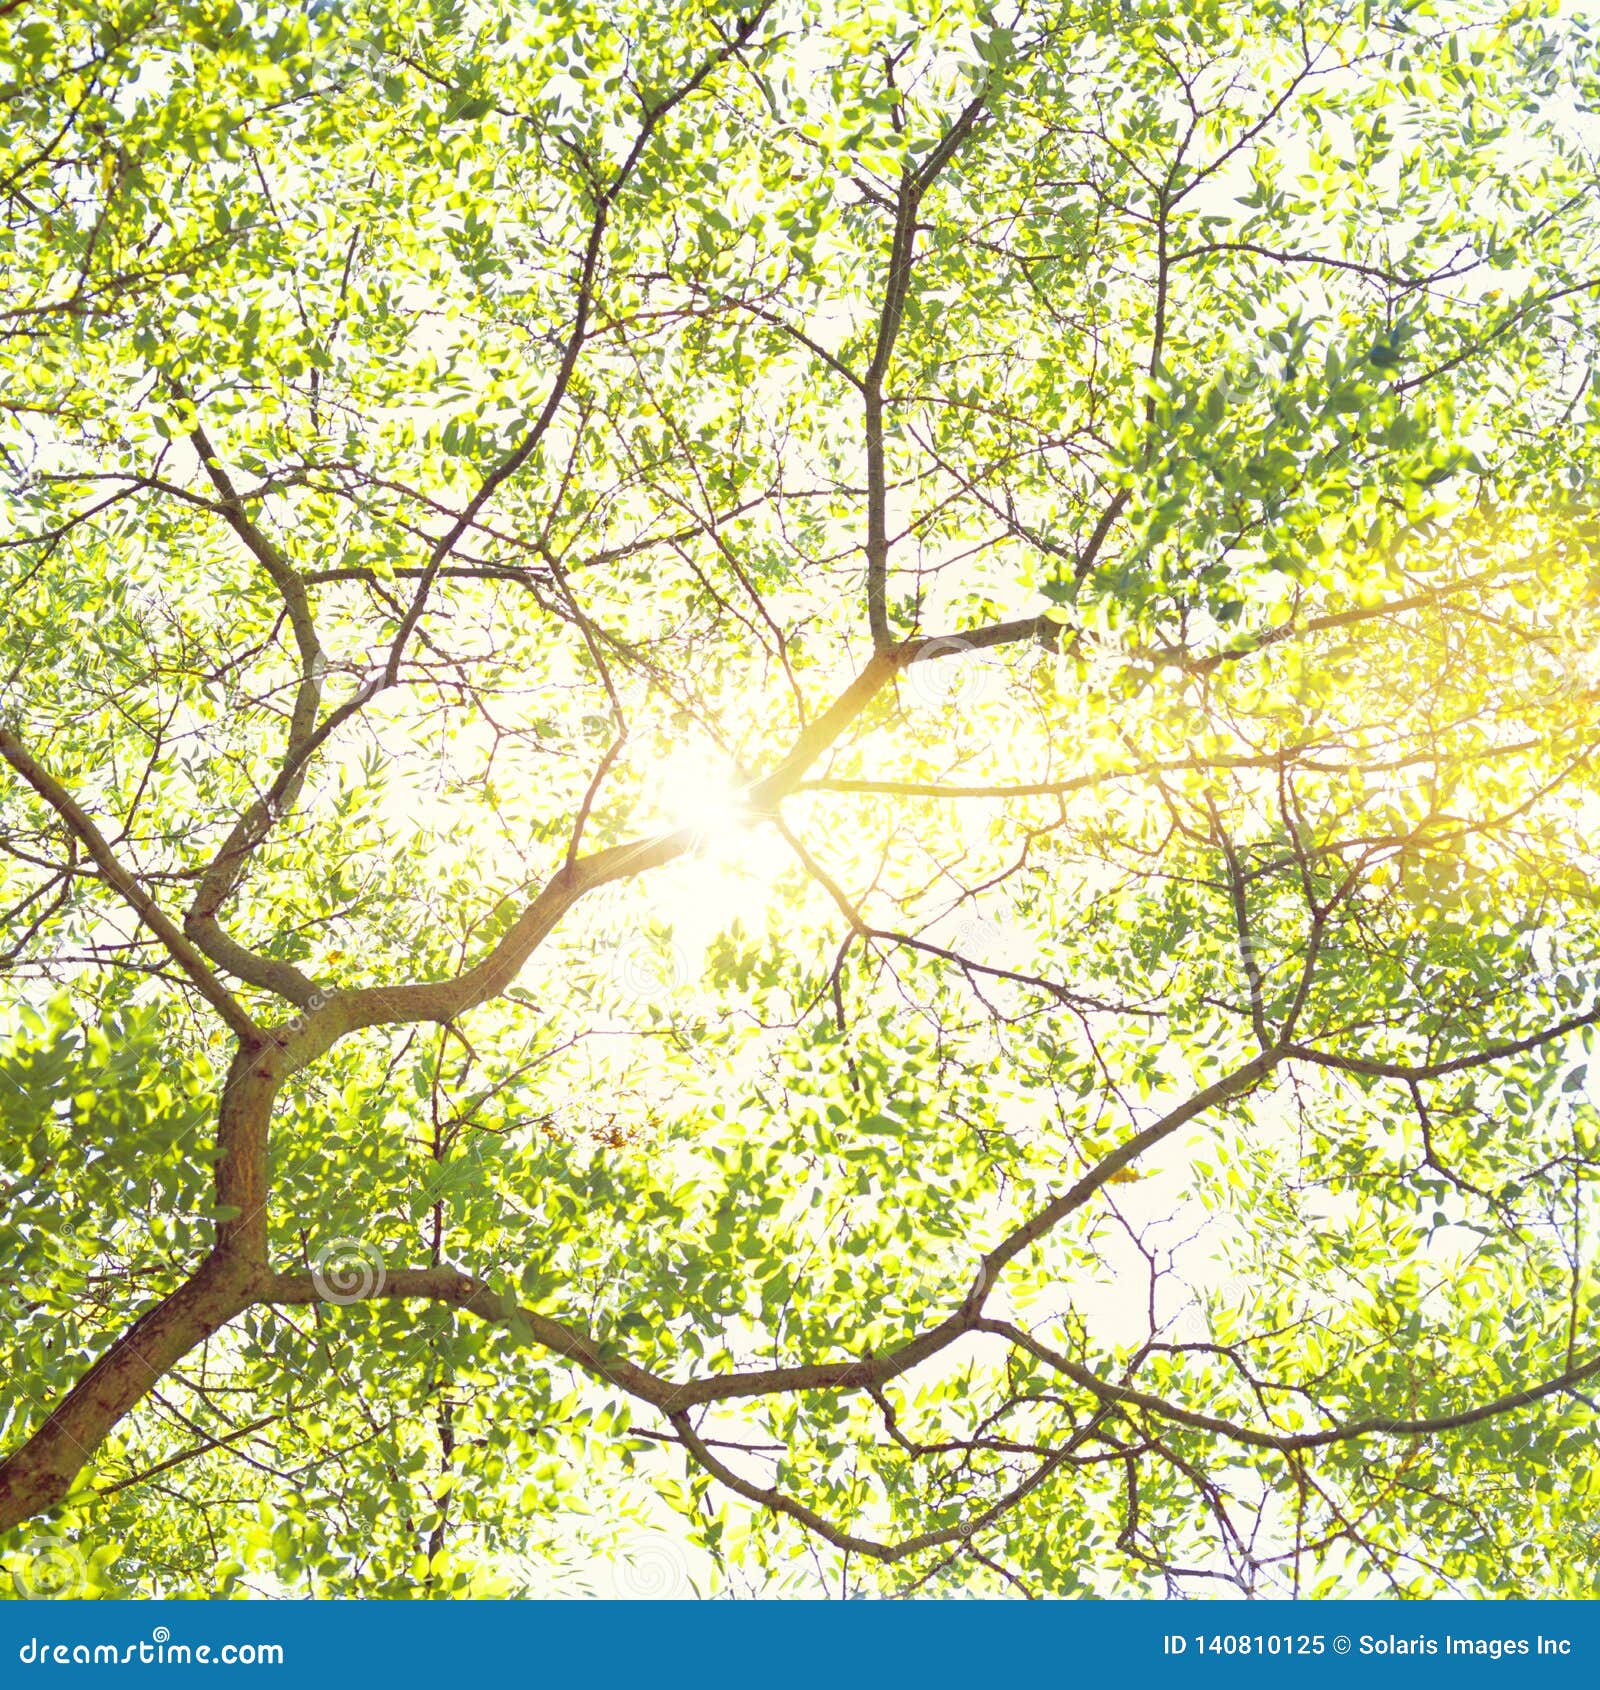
[{"left": 2, "top": 0, "right": 1599, "bottom": 1598}]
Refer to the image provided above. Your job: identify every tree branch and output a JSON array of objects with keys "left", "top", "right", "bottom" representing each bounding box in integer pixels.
[{"left": 0, "top": 726, "right": 260, "bottom": 1041}]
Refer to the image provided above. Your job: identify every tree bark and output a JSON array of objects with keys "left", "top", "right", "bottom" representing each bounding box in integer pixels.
[
  {"left": 0, "top": 631, "right": 1030, "bottom": 1535},
  {"left": 0, "top": 1254, "right": 257, "bottom": 1534}
]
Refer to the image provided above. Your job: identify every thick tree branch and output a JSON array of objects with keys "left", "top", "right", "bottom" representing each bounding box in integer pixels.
[{"left": 863, "top": 93, "right": 990, "bottom": 649}]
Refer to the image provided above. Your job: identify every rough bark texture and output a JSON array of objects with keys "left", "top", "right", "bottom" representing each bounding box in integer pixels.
[{"left": 0, "top": 639, "right": 944, "bottom": 1533}]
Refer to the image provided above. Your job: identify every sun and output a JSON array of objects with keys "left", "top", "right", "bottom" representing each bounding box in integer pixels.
[
  {"left": 640, "top": 748, "right": 796, "bottom": 946},
  {"left": 655, "top": 748, "right": 755, "bottom": 840}
]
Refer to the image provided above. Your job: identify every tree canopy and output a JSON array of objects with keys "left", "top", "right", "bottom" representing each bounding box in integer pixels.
[{"left": 2, "top": 0, "right": 1600, "bottom": 1598}]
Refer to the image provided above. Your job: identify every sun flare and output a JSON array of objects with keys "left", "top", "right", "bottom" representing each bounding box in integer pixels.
[{"left": 655, "top": 748, "right": 754, "bottom": 839}]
